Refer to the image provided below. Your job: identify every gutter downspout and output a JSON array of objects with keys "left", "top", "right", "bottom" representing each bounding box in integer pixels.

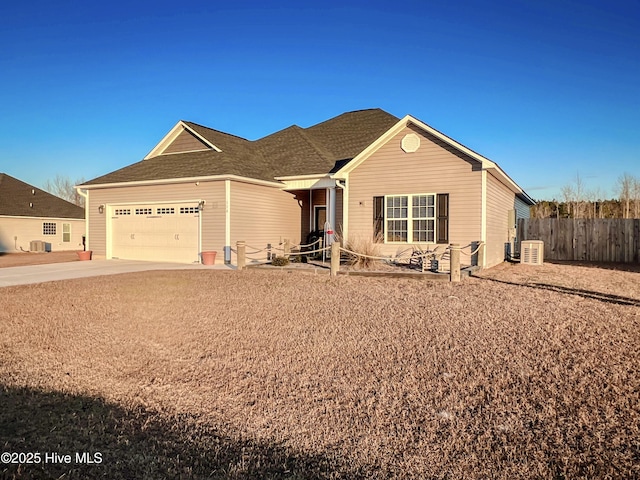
[
  {"left": 335, "top": 179, "right": 346, "bottom": 241},
  {"left": 225, "top": 179, "right": 231, "bottom": 264},
  {"left": 76, "top": 187, "right": 89, "bottom": 251}
]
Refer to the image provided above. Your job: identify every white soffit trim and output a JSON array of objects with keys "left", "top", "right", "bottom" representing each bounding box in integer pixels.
[
  {"left": 275, "top": 173, "right": 331, "bottom": 181},
  {"left": 278, "top": 175, "right": 336, "bottom": 190},
  {"left": 78, "top": 175, "right": 284, "bottom": 190},
  {"left": 143, "top": 121, "right": 221, "bottom": 160}
]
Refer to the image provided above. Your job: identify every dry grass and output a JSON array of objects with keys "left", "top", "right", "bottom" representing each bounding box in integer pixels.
[
  {"left": 0, "top": 251, "right": 79, "bottom": 268},
  {"left": 1, "top": 264, "right": 639, "bottom": 479},
  {"left": 343, "top": 233, "right": 384, "bottom": 269}
]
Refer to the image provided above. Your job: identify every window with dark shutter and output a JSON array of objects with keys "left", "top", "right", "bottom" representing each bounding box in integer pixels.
[
  {"left": 436, "top": 193, "right": 449, "bottom": 244},
  {"left": 373, "top": 196, "right": 384, "bottom": 242}
]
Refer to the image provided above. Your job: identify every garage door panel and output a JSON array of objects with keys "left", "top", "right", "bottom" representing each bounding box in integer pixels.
[{"left": 110, "top": 203, "right": 200, "bottom": 263}]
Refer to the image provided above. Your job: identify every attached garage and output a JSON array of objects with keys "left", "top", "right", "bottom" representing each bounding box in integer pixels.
[{"left": 108, "top": 202, "right": 200, "bottom": 263}]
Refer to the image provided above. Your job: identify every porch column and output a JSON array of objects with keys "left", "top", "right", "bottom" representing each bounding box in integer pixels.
[{"left": 326, "top": 186, "right": 336, "bottom": 244}]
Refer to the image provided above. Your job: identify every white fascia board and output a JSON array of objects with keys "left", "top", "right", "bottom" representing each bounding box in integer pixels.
[
  {"left": 336, "top": 114, "right": 533, "bottom": 203},
  {"left": 143, "top": 121, "right": 221, "bottom": 160},
  {"left": 274, "top": 173, "right": 331, "bottom": 181},
  {"left": 335, "top": 116, "right": 412, "bottom": 176},
  {"left": 79, "top": 175, "right": 284, "bottom": 190},
  {"left": 0, "top": 215, "right": 85, "bottom": 221},
  {"left": 485, "top": 166, "right": 536, "bottom": 204},
  {"left": 279, "top": 176, "right": 336, "bottom": 190}
]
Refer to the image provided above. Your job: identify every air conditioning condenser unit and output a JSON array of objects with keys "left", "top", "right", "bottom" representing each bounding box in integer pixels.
[
  {"left": 521, "top": 240, "right": 544, "bottom": 265},
  {"left": 30, "top": 240, "right": 45, "bottom": 252}
]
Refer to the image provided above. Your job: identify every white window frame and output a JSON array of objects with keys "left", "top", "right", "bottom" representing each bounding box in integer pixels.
[
  {"left": 384, "top": 194, "right": 436, "bottom": 244},
  {"left": 62, "top": 223, "right": 71, "bottom": 242},
  {"left": 43, "top": 222, "right": 57, "bottom": 236}
]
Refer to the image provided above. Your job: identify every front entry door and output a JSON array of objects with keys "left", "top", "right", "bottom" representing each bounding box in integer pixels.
[{"left": 314, "top": 206, "right": 326, "bottom": 231}]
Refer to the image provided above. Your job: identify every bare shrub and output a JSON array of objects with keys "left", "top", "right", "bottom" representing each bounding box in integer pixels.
[{"left": 342, "top": 232, "right": 384, "bottom": 269}]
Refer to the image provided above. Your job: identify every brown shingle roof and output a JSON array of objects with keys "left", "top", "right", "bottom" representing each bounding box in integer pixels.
[
  {"left": 83, "top": 108, "right": 399, "bottom": 186},
  {"left": 0, "top": 173, "right": 85, "bottom": 219}
]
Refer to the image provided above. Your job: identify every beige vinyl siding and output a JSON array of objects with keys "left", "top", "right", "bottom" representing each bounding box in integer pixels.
[
  {"left": 297, "top": 190, "right": 311, "bottom": 240},
  {"left": 163, "top": 129, "right": 210, "bottom": 154},
  {"left": 0, "top": 216, "right": 85, "bottom": 252},
  {"left": 348, "top": 124, "right": 482, "bottom": 262},
  {"left": 230, "top": 181, "right": 301, "bottom": 263},
  {"left": 87, "top": 181, "right": 225, "bottom": 258},
  {"left": 485, "top": 172, "right": 516, "bottom": 267}
]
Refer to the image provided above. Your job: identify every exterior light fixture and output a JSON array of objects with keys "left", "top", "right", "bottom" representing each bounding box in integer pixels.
[
  {"left": 98, "top": 204, "right": 105, "bottom": 214},
  {"left": 198, "top": 200, "right": 205, "bottom": 211}
]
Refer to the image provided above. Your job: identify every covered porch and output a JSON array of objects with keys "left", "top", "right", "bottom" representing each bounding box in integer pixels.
[{"left": 278, "top": 174, "right": 345, "bottom": 246}]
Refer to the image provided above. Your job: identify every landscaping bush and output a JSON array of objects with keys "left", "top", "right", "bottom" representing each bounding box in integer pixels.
[
  {"left": 343, "top": 233, "right": 384, "bottom": 269},
  {"left": 271, "top": 255, "right": 290, "bottom": 266}
]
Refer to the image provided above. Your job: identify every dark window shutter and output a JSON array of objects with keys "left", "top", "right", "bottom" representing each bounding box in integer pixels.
[
  {"left": 436, "top": 193, "right": 449, "bottom": 244},
  {"left": 373, "top": 196, "right": 384, "bottom": 242}
]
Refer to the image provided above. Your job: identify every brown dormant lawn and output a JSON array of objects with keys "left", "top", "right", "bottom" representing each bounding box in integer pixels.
[
  {"left": 0, "top": 251, "right": 79, "bottom": 268},
  {"left": 1, "top": 264, "right": 639, "bottom": 479}
]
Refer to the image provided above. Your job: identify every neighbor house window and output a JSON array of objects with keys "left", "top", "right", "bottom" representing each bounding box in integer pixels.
[
  {"left": 43, "top": 222, "right": 56, "bottom": 235},
  {"left": 62, "top": 223, "right": 71, "bottom": 242},
  {"left": 373, "top": 194, "right": 449, "bottom": 244}
]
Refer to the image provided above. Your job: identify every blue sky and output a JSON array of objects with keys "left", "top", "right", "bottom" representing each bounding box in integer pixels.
[{"left": 1, "top": 0, "right": 638, "bottom": 201}]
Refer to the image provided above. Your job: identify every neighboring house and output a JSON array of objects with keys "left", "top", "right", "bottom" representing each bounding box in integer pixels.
[
  {"left": 78, "top": 109, "right": 534, "bottom": 268},
  {"left": 0, "top": 173, "right": 86, "bottom": 253}
]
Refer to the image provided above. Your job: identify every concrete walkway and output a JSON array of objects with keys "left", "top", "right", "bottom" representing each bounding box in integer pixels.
[{"left": 0, "top": 260, "right": 235, "bottom": 287}]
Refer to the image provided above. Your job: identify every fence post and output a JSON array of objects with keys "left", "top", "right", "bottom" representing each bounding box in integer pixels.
[
  {"left": 237, "top": 241, "right": 246, "bottom": 271},
  {"left": 331, "top": 241, "right": 340, "bottom": 276},
  {"left": 284, "top": 239, "right": 290, "bottom": 256},
  {"left": 267, "top": 243, "right": 272, "bottom": 261},
  {"left": 450, "top": 243, "right": 460, "bottom": 282}
]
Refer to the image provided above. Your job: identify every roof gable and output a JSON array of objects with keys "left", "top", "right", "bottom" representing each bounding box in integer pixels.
[
  {"left": 144, "top": 121, "right": 222, "bottom": 159},
  {"left": 335, "top": 115, "right": 535, "bottom": 204},
  {"left": 0, "top": 173, "right": 85, "bottom": 219},
  {"left": 163, "top": 128, "right": 211, "bottom": 155}
]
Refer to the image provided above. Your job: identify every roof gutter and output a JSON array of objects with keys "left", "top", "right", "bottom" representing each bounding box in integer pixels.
[{"left": 78, "top": 174, "right": 285, "bottom": 190}]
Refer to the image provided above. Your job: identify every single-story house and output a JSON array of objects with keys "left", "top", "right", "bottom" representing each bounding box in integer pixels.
[
  {"left": 78, "top": 109, "right": 535, "bottom": 268},
  {"left": 0, "top": 173, "right": 86, "bottom": 252}
]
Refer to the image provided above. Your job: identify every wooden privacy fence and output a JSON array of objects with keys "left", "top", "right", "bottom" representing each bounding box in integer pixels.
[{"left": 517, "top": 218, "right": 640, "bottom": 263}]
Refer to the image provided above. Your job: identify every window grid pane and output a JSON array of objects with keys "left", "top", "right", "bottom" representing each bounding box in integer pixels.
[
  {"left": 43, "top": 222, "right": 56, "bottom": 235},
  {"left": 386, "top": 194, "right": 436, "bottom": 243}
]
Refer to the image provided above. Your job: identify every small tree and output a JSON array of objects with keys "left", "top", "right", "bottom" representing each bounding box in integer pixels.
[
  {"left": 43, "top": 174, "right": 85, "bottom": 207},
  {"left": 616, "top": 173, "right": 635, "bottom": 219},
  {"left": 633, "top": 177, "right": 640, "bottom": 219},
  {"left": 561, "top": 173, "right": 587, "bottom": 218}
]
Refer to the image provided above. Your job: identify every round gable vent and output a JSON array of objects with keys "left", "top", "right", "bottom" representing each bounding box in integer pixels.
[{"left": 401, "top": 133, "right": 420, "bottom": 153}]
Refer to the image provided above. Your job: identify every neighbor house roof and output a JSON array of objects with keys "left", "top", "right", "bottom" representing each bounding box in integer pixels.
[
  {"left": 82, "top": 109, "right": 399, "bottom": 186},
  {"left": 0, "top": 173, "right": 85, "bottom": 219}
]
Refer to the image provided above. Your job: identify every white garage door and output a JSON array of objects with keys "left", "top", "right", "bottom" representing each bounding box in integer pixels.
[{"left": 110, "top": 203, "right": 200, "bottom": 263}]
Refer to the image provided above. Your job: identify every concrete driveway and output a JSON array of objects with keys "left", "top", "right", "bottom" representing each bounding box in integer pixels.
[{"left": 0, "top": 259, "right": 234, "bottom": 287}]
